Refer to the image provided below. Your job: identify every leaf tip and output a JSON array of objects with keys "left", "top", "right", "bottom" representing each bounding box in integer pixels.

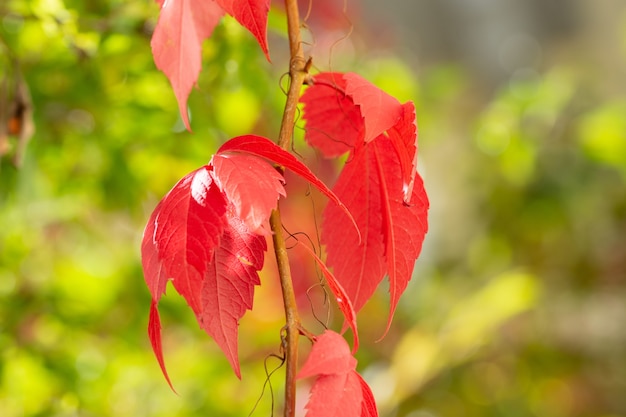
[
  {"left": 374, "top": 305, "right": 399, "bottom": 343},
  {"left": 179, "top": 103, "right": 192, "bottom": 132},
  {"left": 262, "top": 45, "right": 271, "bottom": 62},
  {"left": 149, "top": 301, "right": 177, "bottom": 393}
]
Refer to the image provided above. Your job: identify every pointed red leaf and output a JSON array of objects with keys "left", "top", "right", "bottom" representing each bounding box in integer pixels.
[
  {"left": 344, "top": 73, "right": 402, "bottom": 142},
  {"left": 218, "top": 135, "right": 359, "bottom": 237},
  {"left": 141, "top": 166, "right": 228, "bottom": 384},
  {"left": 150, "top": 0, "right": 224, "bottom": 130},
  {"left": 322, "top": 139, "right": 429, "bottom": 334},
  {"left": 373, "top": 138, "right": 428, "bottom": 336},
  {"left": 148, "top": 300, "right": 175, "bottom": 391},
  {"left": 301, "top": 73, "right": 363, "bottom": 157},
  {"left": 296, "top": 242, "right": 359, "bottom": 353},
  {"left": 200, "top": 212, "right": 266, "bottom": 378},
  {"left": 215, "top": 0, "right": 270, "bottom": 59},
  {"left": 298, "top": 330, "right": 356, "bottom": 378},
  {"left": 322, "top": 145, "right": 387, "bottom": 315},
  {"left": 356, "top": 373, "right": 379, "bottom": 417},
  {"left": 387, "top": 102, "right": 419, "bottom": 203},
  {"left": 297, "top": 330, "right": 377, "bottom": 417},
  {"left": 211, "top": 152, "right": 285, "bottom": 233}
]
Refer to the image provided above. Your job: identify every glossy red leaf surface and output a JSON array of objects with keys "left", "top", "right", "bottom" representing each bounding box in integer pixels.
[
  {"left": 297, "top": 330, "right": 377, "bottom": 417},
  {"left": 150, "top": 0, "right": 224, "bottom": 130},
  {"left": 212, "top": 152, "right": 285, "bottom": 233}
]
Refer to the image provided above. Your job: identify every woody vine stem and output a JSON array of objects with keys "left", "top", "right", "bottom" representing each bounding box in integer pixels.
[{"left": 271, "top": 0, "right": 308, "bottom": 416}]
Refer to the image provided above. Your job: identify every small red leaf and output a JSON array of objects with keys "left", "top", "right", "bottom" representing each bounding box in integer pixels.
[
  {"left": 218, "top": 135, "right": 360, "bottom": 238},
  {"left": 148, "top": 300, "right": 175, "bottom": 391},
  {"left": 301, "top": 73, "right": 363, "bottom": 157},
  {"left": 200, "top": 212, "right": 266, "bottom": 378},
  {"left": 296, "top": 242, "right": 359, "bottom": 353},
  {"left": 298, "top": 330, "right": 377, "bottom": 417},
  {"left": 387, "top": 102, "right": 419, "bottom": 203},
  {"left": 150, "top": 0, "right": 224, "bottom": 130},
  {"left": 211, "top": 152, "right": 285, "bottom": 233},
  {"left": 356, "top": 373, "right": 379, "bottom": 417},
  {"left": 215, "top": 0, "right": 270, "bottom": 59},
  {"left": 344, "top": 73, "right": 402, "bottom": 142},
  {"left": 297, "top": 330, "right": 356, "bottom": 378}
]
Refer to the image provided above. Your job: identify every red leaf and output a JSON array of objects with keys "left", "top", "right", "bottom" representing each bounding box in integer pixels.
[
  {"left": 297, "top": 330, "right": 378, "bottom": 417},
  {"left": 373, "top": 139, "right": 428, "bottom": 336},
  {"left": 301, "top": 73, "right": 363, "bottom": 157},
  {"left": 322, "top": 146, "right": 387, "bottom": 315},
  {"left": 302, "top": 72, "right": 429, "bottom": 335},
  {"left": 142, "top": 157, "right": 274, "bottom": 381},
  {"left": 356, "top": 373, "right": 379, "bottom": 417},
  {"left": 343, "top": 73, "right": 402, "bottom": 143},
  {"left": 200, "top": 212, "right": 266, "bottom": 378},
  {"left": 148, "top": 300, "right": 174, "bottom": 390},
  {"left": 142, "top": 166, "right": 227, "bottom": 384},
  {"left": 322, "top": 139, "right": 429, "bottom": 335},
  {"left": 212, "top": 152, "right": 285, "bottom": 233},
  {"left": 218, "top": 135, "right": 359, "bottom": 237},
  {"left": 142, "top": 166, "right": 227, "bottom": 315},
  {"left": 387, "top": 102, "right": 419, "bottom": 204},
  {"left": 302, "top": 372, "right": 362, "bottom": 417},
  {"left": 215, "top": 0, "right": 270, "bottom": 59},
  {"left": 295, "top": 242, "right": 359, "bottom": 353},
  {"left": 298, "top": 330, "right": 356, "bottom": 378},
  {"left": 150, "top": 0, "right": 224, "bottom": 130}
]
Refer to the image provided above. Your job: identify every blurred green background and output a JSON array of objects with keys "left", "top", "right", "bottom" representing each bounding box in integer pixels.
[{"left": 1, "top": 0, "right": 625, "bottom": 416}]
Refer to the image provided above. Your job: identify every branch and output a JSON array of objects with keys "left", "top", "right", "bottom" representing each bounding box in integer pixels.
[{"left": 270, "top": 1, "right": 308, "bottom": 417}]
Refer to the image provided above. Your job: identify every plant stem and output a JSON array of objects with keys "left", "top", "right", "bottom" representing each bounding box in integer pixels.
[
  {"left": 269, "top": 210, "right": 299, "bottom": 417},
  {"left": 270, "top": 1, "right": 308, "bottom": 417},
  {"left": 277, "top": 0, "right": 307, "bottom": 150}
]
